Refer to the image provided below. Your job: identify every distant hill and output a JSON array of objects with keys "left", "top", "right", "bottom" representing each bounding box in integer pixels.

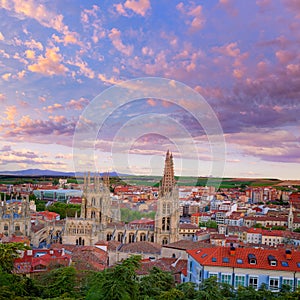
[{"left": 0, "top": 169, "right": 124, "bottom": 177}]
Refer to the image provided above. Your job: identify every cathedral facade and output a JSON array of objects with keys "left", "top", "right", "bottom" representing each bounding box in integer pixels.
[
  {"left": 62, "top": 150, "right": 180, "bottom": 246},
  {"left": 0, "top": 195, "right": 31, "bottom": 237}
]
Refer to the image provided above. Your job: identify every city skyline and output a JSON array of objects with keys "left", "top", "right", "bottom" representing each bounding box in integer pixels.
[{"left": 0, "top": 0, "right": 299, "bottom": 179}]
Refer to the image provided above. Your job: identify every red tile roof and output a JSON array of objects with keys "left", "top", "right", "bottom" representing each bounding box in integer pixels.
[{"left": 187, "top": 246, "right": 300, "bottom": 272}]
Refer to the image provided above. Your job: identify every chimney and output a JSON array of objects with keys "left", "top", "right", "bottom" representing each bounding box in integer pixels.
[
  {"left": 286, "top": 249, "right": 292, "bottom": 260},
  {"left": 230, "top": 246, "right": 236, "bottom": 256}
]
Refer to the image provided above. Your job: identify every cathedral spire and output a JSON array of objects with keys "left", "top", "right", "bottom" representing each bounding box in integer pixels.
[{"left": 160, "top": 150, "right": 176, "bottom": 196}]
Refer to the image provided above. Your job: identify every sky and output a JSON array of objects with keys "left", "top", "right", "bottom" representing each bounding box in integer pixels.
[{"left": 0, "top": 0, "right": 300, "bottom": 180}]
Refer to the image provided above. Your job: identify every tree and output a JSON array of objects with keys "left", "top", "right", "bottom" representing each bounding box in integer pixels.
[
  {"left": 0, "top": 242, "right": 28, "bottom": 273},
  {"left": 38, "top": 266, "right": 77, "bottom": 298},
  {"left": 86, "top": 255, "right": 141, "bottom": 300},
  {"left": 139, "top": 267, "right": 175, "bottom": 298},
  {"left": 199, "top": 220, "right": 218, "bottom": 229}
]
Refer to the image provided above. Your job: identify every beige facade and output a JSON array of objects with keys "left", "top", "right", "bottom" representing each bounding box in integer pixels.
[{"left": 0, "top": 196, "right": 31, "bottom": 237}]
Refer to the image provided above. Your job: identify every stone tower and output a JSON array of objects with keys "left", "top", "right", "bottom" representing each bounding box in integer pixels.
[
  {"left": 155, "top": 150, "right": 180, "bottom": 245},
  {"left": 288, "top": 204, "right": 294, "bottom": 230},
  {"left": 63, "top": 172, "right": 115, "bottom": 246}
]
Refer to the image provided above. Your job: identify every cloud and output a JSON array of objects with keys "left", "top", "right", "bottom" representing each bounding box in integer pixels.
[
  {"left": 124, "top": 0, "right": 151, "bottom": 16},
  {"left": 225, "top": 129, "right": 300, "bottom": 163},
  {"left": 283, "top": 0, "right": 300, "bottom": 18},
  {"left": 218, "top": 0, "right": 238, "bottom": 16},
  {"left": 28, "top": 47, "right": 68, "bottom": 76},
  {"left": 43, "top": 103, "right": 64, "bottom": 113},
  {"left": 24, "top": 39, "right": 43, "bottom": 50},
  {"left": 66, "top": 98, "right": 89, "bottom": 111},
  {"left": 98, "top": 73, "right": 121, "bottom": 85},
  {"left": 1, "top": 0, "right": 81, "bottom": 45},
  {"left": 0, "top": 147, "right": 66, "bottom": 167},
  {"left": 25, "top": 49, "right": 35, "bottom": 59},
  {"left": 2, "top": 73, "right": 11, "bottom": 81},
  {"left": 0, "top": 93, "right": 6, "bottom": 102},
  {"left": 0, "top": 32, "right": 4, "bottom": 41},
  {"left": 67, "top": 56, "right": 95, "bottom": 79},
  {"left": 0, "top": 115, "right": 77, "bottom": 146},
  {"left": 3, "top": 106, "right": 17, "bottom": 122},
  {"left": 176, "top": 2, "right": 205, "bottom": 31},
  {"left": 108, "top": 28, "right": 134, "bottom": 56}
]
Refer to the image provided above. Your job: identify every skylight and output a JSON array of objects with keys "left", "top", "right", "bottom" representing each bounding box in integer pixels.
[
  {"left": 236, "top": 259, "right": 243, "bottom": 264},
  {"left": 212, "top": 257, "right": 217, "bottom": 262},
  {"left": 201, "top": 253, "right": 208, "bottom": 258},
  {"left": 223, "top": 257, "right": 229, "bottom": 263},
  {"left": 281, "top": 261, "right": 288, "bottom": 267}
]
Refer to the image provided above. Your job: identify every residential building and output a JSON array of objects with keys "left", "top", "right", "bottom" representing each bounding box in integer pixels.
[{"left": 186, "top": 246, "right": 300, "bottom": 291}]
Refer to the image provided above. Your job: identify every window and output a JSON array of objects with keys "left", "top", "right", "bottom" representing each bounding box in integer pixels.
[
  {"left": 4, "top": 224, "right": 8, "bottom": 231},
  {"left": 221, "top": 274, "right": 231, "bottom": 284},
  {"left": 212, "top": 257, "right": 217, "bottom": 262},
  {"left": 236, "top": 259, "right": 243, "bottom": 264},
  {"left": 209, "top": 272, "right": 218, "bottom": 279},
  {"left": 222, "top": 257, "right": 229, "bottom": 263},
  {"left": 249, "top": 276, "right": 258, "bottom": 289},
  {"left": 281, "top": 261, "right": 289, "bottom": 267},
  {"left": 235, "top": 275, "right": 245, "bottom": 287},
  {"left": 15, "top": 224, "right": 20, "bottom": 231},
  {"left": 283, "top": 278, "right": 293, "bottom": 290},
  {"left": 269, "top": 278, "right": 279, "bottom": 291}
]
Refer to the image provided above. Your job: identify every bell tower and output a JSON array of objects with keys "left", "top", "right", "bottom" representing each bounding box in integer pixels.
[{"left": 155, "top": 150, "right": 179, "bottom": 245}]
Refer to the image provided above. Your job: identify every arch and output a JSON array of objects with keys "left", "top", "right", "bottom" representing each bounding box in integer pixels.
[
  {"left": 15, "top": 223, "right": 20, "bottom": 231},
  {"left": 162, "top": 237, "right": 168, "bottom": 245},
  {"left": 129, "top": 232, "right": 135, "bottom": 243},
  {"left": 150, "top": 234, "right": 154, "bottom": 243},
  {"left": 162, "top": 217, "right": 166, "bottom": 231},
  {"left": 107, "top": 233, "right": 112, "bottom": 241},
  {"left": 166, "top": 217, "right": 170, "bottom": 231},
  {"left": 140, "top": 232, "right": 146, "bottom": 241},
  {"left": 117, "top": 232, "right": 124, "bottom": 242}
]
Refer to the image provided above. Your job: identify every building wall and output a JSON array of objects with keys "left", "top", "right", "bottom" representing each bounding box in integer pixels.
[{"left": 186, "top": 255, "right": 300, "bottom": 291}]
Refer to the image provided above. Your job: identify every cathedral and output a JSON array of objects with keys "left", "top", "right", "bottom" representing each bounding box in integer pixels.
[
  {"left": 0, "top": 151, "right": 180, "bottom": 247},
  {"left": 0, "top": 195, "right": 31, "bottom": 237},
  {"left": 62, "top": 150, "right": 180, "bottom": 246}
]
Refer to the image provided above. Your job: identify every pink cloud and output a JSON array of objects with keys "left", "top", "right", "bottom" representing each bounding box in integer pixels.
[
  {"left": 66, "top": 98, "right": 89, "bottom": 111},
  {"left": 43, "top": 103, "right": 64, "bottom": 113},
  {"left": 28, "top": 47, "right": 68, "bottom": 76},
  {"left": 176, "top": 2, "right": 205, "bottom": 31},
  {"left": 124, "top": 0, "right": 151, "bottom": 16},
  {"left": 108, "top": 28, "right": 133, "bottom": 56},
  {"left": 4, "top": 105, "right": 17, "bottom": 122}
]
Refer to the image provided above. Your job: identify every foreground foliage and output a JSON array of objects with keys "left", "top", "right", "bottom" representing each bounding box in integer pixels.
[{"left": 1, "top": 251, "right": 300, "bottom": 299}]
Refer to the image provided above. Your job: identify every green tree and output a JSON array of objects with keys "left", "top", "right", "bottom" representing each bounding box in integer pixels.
[
  {"left": 86, "top": 255, "right": 141, "bottom": 300},
  {"left": 199, "top": 220, "right": 218, "bottom": 229},
  {"left": 139, "top": 267, "right": 175, "bottom": 298},
  {"left": 0, "top": 242, "right": 28, "bottom": 273},
  {"left": 38, "top": 266, "right": 77, "bottom": 298}
]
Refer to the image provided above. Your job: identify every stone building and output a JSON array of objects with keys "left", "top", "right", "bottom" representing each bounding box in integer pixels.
[
  {"left": 63, "top": 150, "right": 180, "bottom": 246},
  {"left": 0, "top": 195, "right": 31, "bottom": 237}
]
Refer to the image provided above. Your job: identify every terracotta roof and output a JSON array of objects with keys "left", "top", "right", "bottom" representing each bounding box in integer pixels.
[
  {"left": 187, "top": 246, "right": 300, "bottom": 272},
  {"left": 137, "top": 257, "right": 187, "bottom": 276},
  {"left": 163, "top": 240, "right": 215, "bottom": 250},
  {"left": 51, "top": 244, "right": 108, "bottom": 271},
  {"left": 179, "top": 223, "right": 199, "bottom": 229},
  {"left": 119, "top": 241, "right": 161, "bottom": 254}
]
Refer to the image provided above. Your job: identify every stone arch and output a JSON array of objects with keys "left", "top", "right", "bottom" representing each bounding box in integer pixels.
[
  {"left": 140, "top": 232, "right": 146, "bottom": 241},
  {"left": 129, "top": 232, "right": 135, "bottom": 243},
  {"left": 162, "top": 237, "right": 168, "bottom": 245}
]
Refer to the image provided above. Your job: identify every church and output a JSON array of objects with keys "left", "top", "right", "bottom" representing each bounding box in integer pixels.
[{"left": 62, "top": 150, "right": 180, "bottom": 246}]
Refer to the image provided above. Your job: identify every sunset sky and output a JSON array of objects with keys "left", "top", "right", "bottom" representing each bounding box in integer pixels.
[{"left": 0, "top": 0, "right": 299, "bottom": 179}]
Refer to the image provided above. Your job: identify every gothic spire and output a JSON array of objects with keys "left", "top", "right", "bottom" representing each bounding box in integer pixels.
[{"left": 160, "top": 150, "right": 176, "bottom": 196}]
